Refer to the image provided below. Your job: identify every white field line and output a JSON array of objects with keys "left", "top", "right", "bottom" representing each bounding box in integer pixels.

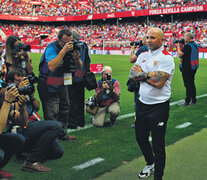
[
  {"left": 205, "top": 115, "right": 207, "bottom": 118},
  {"left": 176, "top": 122, "right": 192, "bottom": 129},
  {"left": 67, "top": 94, "right": 207, "bottom": 133},
  {"left": 73, "top": 158, "right": 104, "bottom": 170}
]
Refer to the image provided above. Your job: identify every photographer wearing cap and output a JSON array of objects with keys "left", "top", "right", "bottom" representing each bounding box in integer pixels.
[
  {"left": 129, "top": 35, "right": 149, "bottom": 63},
  {"left": 4, "top": 36, "right": 33, "bottom": 76},
  {"left": 38, "top": 29, "right": 82, "bottom": 140},
  {"left": 0, "top": 86, "right": 25, "bottom": 179},
  {"left": 67, "top": 30, "right": 91, "bottom": 129},
  {"left": 92, "top": 66, "right": 120, "bottom": 127},
  {"left": 177, "top": 32, "right": 199, "bottom": 106},
  {"left": 6, "top": 67, "right": 64, "bottom": 172}
]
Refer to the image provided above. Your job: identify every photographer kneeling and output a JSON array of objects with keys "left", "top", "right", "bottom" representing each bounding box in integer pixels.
[
  {"left": 6, "top": 67, "right": 64, "bottom": 172},
  {"left": 92, "top": 66, "right": 120, "bottom": 127}
]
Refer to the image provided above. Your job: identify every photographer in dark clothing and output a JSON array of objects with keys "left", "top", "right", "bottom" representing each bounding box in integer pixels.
[
  {"left": 4, "top": 36, "right": 33, "bottom": 76},
  {"left": 38, "top": 29, "right": 82, "bottom": 140},
  {"left": 177, "top": 32, "right": 199, "bottom": 106},
  {"left": 67, "top": 30, "right": 91, "bottom": 129},
  {"left": 0, "top": 86, "right": 25, "bottom": 178},
  {"left": 6, "top": 67, "right": 64, "bottom": 172}
]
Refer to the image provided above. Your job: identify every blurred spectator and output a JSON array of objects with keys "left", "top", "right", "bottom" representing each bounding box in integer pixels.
[
  {"left": 0, "top": 0, "right": 206, "bottom": 17},
  {"left": 0, "top": 43, "right": 6, "bottom": 80}
]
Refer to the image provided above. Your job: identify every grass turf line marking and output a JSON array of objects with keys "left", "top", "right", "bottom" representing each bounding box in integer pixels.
[
  {"left": 68, "top": 94, "right": 207, "bottom": 133},
  {"left": 176, "top": 122, "right": 192, "bottom": 129},
  {"left": 205, "top": 115, "right": 207, "bottom": 118},
  {"left": 73, "top": 158, "right": 105, "bottom": 170}
]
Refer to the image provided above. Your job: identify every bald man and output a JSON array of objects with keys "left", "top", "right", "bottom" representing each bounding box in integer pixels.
[
  {"left": 129, "top": 28, "right": 175, "bottom": 180},
  {"left": 177, "top": 32, "right": 199, "bottom": 106}
]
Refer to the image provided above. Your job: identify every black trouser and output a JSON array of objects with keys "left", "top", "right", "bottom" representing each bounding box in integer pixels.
[
  {"left": 17, "top": 121, "right": 64, "bottom": 163},
  {"left": 67, "top": 82, "right": 85, "bottom": 128},
  {"left": 37, "top": 78, "right": 70, "bottom": 136},
  {"left": 0, "top": 133, "right": 25, "bottom": 168},
  {"left": 182, "top": 69, "right": 197, "bottom": 104},
  {"left": 135, "top": 100, "right": 169, "bottom": 179}
]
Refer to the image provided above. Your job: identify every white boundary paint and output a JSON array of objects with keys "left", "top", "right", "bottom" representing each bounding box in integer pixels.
[
  {"left": 176, "top": 122, "right": 192, "bottom": 129},
  {"left": 73, "top": 158, "right": 105, "bottom": 170},
  {"left": 68, "top": 94, "right": 207, "bottom": 133},
  {"left": 71, "top": 94, "right": 207, "bottom": 170}
]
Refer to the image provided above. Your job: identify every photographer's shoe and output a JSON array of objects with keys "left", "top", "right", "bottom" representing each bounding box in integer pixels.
[
  {"left": 0, "top": 169, "right": 12, "bottom": 178},
  {"left": 179, "top": 102, "right": 190, "bottom": 106},
  {"left": 138, "top": 163, "right": 154, "bottom": 178},
  {"left": 22, "top": 161, "right": 51, "bottom": 172},
  {"left": 59, "top": 134, "right": 76, "bottom": 141}
]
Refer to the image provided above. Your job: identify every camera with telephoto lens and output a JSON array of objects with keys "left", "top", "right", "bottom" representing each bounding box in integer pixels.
[
  {"left": 127, "top": 78, "right": 140, "bottom": 92},
  {"left": 174, "top": 38, "right": 185, "bottom": 44},
  {"left": 130, "top": 40, "right": 143, "bottom": 47},
  {"left": 13, "top": 42, "right": 31, "bottom": 56},
  {"left": 7, "top": 83, "right": 34, "bottom": 96}
]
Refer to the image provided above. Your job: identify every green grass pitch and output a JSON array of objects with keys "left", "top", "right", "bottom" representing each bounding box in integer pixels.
[{"left": 4, "top": 54, "right": 207, "bottom": 180}]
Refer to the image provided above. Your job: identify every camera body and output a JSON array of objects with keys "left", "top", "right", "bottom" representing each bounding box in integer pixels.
[
  {"left": 174, "top": 38, "right": 185, "bottom": 44},
  {"left": 72, "top": 40, "right": 81, "bottom": 51},
  {"left": 102, "top": 73, "right": 113, "bottom": 87},
  {"left": 130, "top": 40, "right": 143, "bottom": 47},
  {"left": 127, "top": 78, "right": 140, "bottom": 92},
  {"left": 87, "top": 96, "right": 97, "bottom": 109},
  {"left": 27, "top": 75, "right": 38, "bottom": 84},
  {"left": 7, "top": 83, "right": 34, "bottom": 96},
  {"left": 63, "top": 40, "right": 83, "bottom": 74},
  {"left": 13, "top": 43, "right": 31, "bottom": 56}
]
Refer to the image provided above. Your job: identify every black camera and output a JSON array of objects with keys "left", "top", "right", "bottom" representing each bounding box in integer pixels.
[
  {"left": 7, "top": 83, "right": 34, "bottom": 96},
  {"left": 130, "top": 40, "right": 143, "bottom": 47},
  {"left": 174, "top": 38, "right": 185, "bottom": 44},
  {"left": 102, "top": 73, "right": 113, "bottom": 87},
  {"left": 106, "top": 73, "right": 111, "bottom": 81},
  {"left": 87, "top": 96, "right": 97, "bottom": 109},
  {"left": 0, "top": 80, "right": 8, "bottom": 88},
  {"left": 13, "top": 43, "right": 31, "bottom": 55},
  {"left": 127, "top": 78, "right": 140, "bottom": 92},
  {"left": 73, "top": 40, "right": 81, "bottom": 51},
  {"left": 63, "top": 41, "right": 83, "bottom": 74},
  {"left": 27, "top": 75, "right": 38, "bottom": 84}
]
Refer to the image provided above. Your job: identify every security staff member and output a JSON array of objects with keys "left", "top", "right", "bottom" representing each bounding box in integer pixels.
[
  {"left": 129, "top": 28, "right": 175, "bottom": 180},
  {"left": 177, "top": 32, "right": 199, "bottom": 106}
]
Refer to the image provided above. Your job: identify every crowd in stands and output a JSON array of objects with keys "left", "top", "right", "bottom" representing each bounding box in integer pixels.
[
  {"left": 0, "top": 0, "right": 206, "bottom": 17},
  {"left": 0, "top": 18, "right": 206, "bottom": 50}
]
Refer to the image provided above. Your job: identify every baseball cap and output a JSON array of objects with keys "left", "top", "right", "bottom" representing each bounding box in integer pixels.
[{"left": 102, "top": 66, "right": 112, "bottom": 73}]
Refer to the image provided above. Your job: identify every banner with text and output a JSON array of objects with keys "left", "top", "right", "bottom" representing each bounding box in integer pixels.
[{"left": 0, "top": 5, "right": 206, "bottom": 22}]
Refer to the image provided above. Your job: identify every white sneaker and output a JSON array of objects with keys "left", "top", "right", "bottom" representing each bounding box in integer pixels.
[{"left": 138, "top": 163, "right": 155, "bottom": 178}]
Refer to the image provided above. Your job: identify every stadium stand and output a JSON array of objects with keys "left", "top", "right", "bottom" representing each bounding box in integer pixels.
[
  {"left": 0, "top": 19, "right": 206, "bottom": 51},
  {"left": 0, "top": 0, "right": 207, "bottom": 16}
]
